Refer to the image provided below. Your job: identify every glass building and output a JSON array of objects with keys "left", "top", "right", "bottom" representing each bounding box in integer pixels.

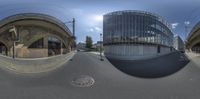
[{"left": 103, "top": 10, "right": 174, "bottom": 60}]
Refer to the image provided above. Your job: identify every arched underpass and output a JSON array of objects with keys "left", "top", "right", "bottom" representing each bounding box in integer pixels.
[
  {"left": 191, "top": 43, "right": 200, "bottom": 53},
  {"left": 0, "top": 13, "right": 75, "bottom": 58},
  {"left": 0, "top": 42, "right": 7, "bottom": 56},
  {"left": 186, "top": 22, "right": 200, "bottom": 54},
  {"left": 0, "top": 13, "right": 76, "bottom": 74}
]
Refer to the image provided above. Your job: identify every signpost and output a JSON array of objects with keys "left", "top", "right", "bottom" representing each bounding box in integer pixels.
[{"left": 9, "top": 26, "right": 18, "bottom": 59}]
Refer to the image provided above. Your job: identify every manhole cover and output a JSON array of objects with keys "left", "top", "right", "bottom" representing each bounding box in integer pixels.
[{"left": 71, "top": 75, "right": 95, "bottom": 87}]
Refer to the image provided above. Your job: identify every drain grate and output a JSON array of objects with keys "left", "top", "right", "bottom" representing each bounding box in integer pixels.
[{"left": 71, "top": 75, "right": 95, "bottom": 87}]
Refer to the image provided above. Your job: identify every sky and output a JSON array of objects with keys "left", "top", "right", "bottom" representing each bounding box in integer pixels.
[{"left": 0, "top": 0, "right": 200, "bottom": 43}]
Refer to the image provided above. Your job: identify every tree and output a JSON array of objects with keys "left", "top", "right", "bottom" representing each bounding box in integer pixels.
[{"left": 85, "top": 36, "right": 93, "bottom": 49}]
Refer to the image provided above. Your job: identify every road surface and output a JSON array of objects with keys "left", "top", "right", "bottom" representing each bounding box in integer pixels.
[
  {"left": 0, "top": 52, "right": 200, "bottom": 99},
  {"left": 108, "top": 52, "right": 189, "bottom": 78}
]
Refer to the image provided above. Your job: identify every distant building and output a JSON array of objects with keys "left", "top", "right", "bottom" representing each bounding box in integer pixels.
[
  {"left": 93, "top": 41, "right": 103, "bottom": 49},
  {"left": 0, "top": 13, "right": 75, "bottom": 58},
  {"left": 77, "top": 42, "right": 86, "bottom": 50},
  {"left": 103, "top": 10, "right": 174, "bottom": 60},
  {"left": 173, "top": 36, "right": 184, "bottom": 52}
]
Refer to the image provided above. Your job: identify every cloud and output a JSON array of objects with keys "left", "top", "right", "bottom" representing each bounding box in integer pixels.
[
  {"left": 70, "top": 8, "right": 84, "bottom": 15},
  {"left": 94, "top": 27, "right": 101, "bottom": 32},
  {"left": 90, "top": 28, "right": 94, "bottom": 32},
  {"left": 94, "top": 15, "right": 103, "bottom": 21},
  {"left": 89, "top": 26, "right": 102, "bottom": 33},
  {"left": 184, "top": 21, "right": 190, "bottom": 25},
  {"left": 171, "top": 23, "right": 179, "bottom": 29}
]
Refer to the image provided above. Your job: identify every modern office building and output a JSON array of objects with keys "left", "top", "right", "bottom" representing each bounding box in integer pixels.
[
  {"left": 103, "top": 10, "right": 174, "bottom": 60},
  {"left": 173, "top": 35, "right": 184, "bottom": 52},
  {"left": 0, "top": 13, "right": 75, "bottom": 58},
  {"left": 186, "top": 21, "right": 200, "bottom": 53}
]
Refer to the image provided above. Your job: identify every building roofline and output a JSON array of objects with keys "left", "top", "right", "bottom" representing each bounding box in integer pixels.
[{"left": 104, "top": 10, "right": 172, "bottom": 31}]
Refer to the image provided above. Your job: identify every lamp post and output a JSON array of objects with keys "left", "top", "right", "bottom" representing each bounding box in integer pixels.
[
  {"left": 64, "top": 18, "right": 76, "bottom": 50},
  {"left": 100, "top": 33, "right": 104, "bottom": 61}
]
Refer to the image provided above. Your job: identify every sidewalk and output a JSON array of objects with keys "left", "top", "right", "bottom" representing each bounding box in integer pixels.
[
  {"left": 89, "top": 51, "right": 105, "bottom": 56},
  {"left": 185, "top": 52, "right": 200, "bottom": 59},
  {"left": 185, "top": 52, "right": 200, "bottom": 68},
  {"left": 0, "top": 51, "right": 76, "bottom": 74}
]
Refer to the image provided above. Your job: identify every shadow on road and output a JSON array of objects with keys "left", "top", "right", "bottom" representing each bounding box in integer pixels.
[{"left": 107, "top": 52, "right": 190, "bottom": 78}]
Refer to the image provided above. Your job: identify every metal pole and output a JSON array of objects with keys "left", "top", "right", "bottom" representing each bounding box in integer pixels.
[
  {"left": 61, "top": 40, "right": 63, "bottom": 55},
  {"left": 100, "top": 33, "right": 104, "bottom": 61},
  {"left": 72, "top": 18, "right": 75, "bottom": 37},
  {"left": 64, "top": 18, "right": 76, "bottom": 50},
  {"left": 72, "top": 18, "right": 76, "bottom": 50},
  {"left": 12, "top": 41, "right": 15, "bottom": 59},
  {"left": 9, "top": 26, "right": 17, "bottom": 59}
]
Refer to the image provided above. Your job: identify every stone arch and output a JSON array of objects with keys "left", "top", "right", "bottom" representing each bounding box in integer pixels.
[
  {"left": 28, "top": 38, "right": 44, "bottom": 48},
  {"left": 48, "top": 34, "right": 68, "bottom": 47},
  {"left": 187, "top": 25, "right": 200, "bottom": 53},
  {"left": 0, "top": 13, "right": 74, "bottom": 58},
  {"left": 26, "top": 35, "right": 48, "bottom": 48}
]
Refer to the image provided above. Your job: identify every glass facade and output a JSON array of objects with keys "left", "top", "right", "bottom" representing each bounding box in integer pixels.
[
  {"left": 103, "top": 10, "right": 174, "bottom": 47},
  {"left": 103, "top": 10, "right": 174, "bottom": 60}
]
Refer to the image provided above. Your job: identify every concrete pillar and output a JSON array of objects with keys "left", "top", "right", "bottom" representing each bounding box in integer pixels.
[
  {"left": 43, "top": 36, "right": 49, "bottom": 57},
  {"left": 43, "top": 36, "right": 48, "bottom": 49},
  {"left": 61, "top": 41, "right": 63, "bottom": 55}
]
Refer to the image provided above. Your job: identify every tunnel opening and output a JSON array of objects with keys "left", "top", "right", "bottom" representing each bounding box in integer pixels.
[
  {"left": 191, "top": 43, "right": 200, "bottom": 53},
  {"left": 0, "top": 42, "right": 7, "bottom": 56},
  {"left": 48, "top": 36, "right": 61, "bottom": 56}
]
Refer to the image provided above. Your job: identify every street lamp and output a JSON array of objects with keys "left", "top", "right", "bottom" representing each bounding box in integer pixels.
[
  {"left": 100, "top": 33, "right": 104, "bottom": 61},
  {"left": 64, "top": 18, "right": 76, "bottom": 50}
]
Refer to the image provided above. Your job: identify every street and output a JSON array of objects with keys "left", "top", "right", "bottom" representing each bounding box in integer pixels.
[
  {"left": 0, "top": 51, "right": 200, "bottom": 99},
  {"left": 108, "top": 52, "right": 190, "bottom": 78}
]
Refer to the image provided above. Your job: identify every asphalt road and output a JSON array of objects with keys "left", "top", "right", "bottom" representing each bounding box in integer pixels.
[
  {"left": 108, "top": 52, "right": 190, "bottom": 78},
  {"left": 0, "top": 52, "right": 200, "bottom": 99}
]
